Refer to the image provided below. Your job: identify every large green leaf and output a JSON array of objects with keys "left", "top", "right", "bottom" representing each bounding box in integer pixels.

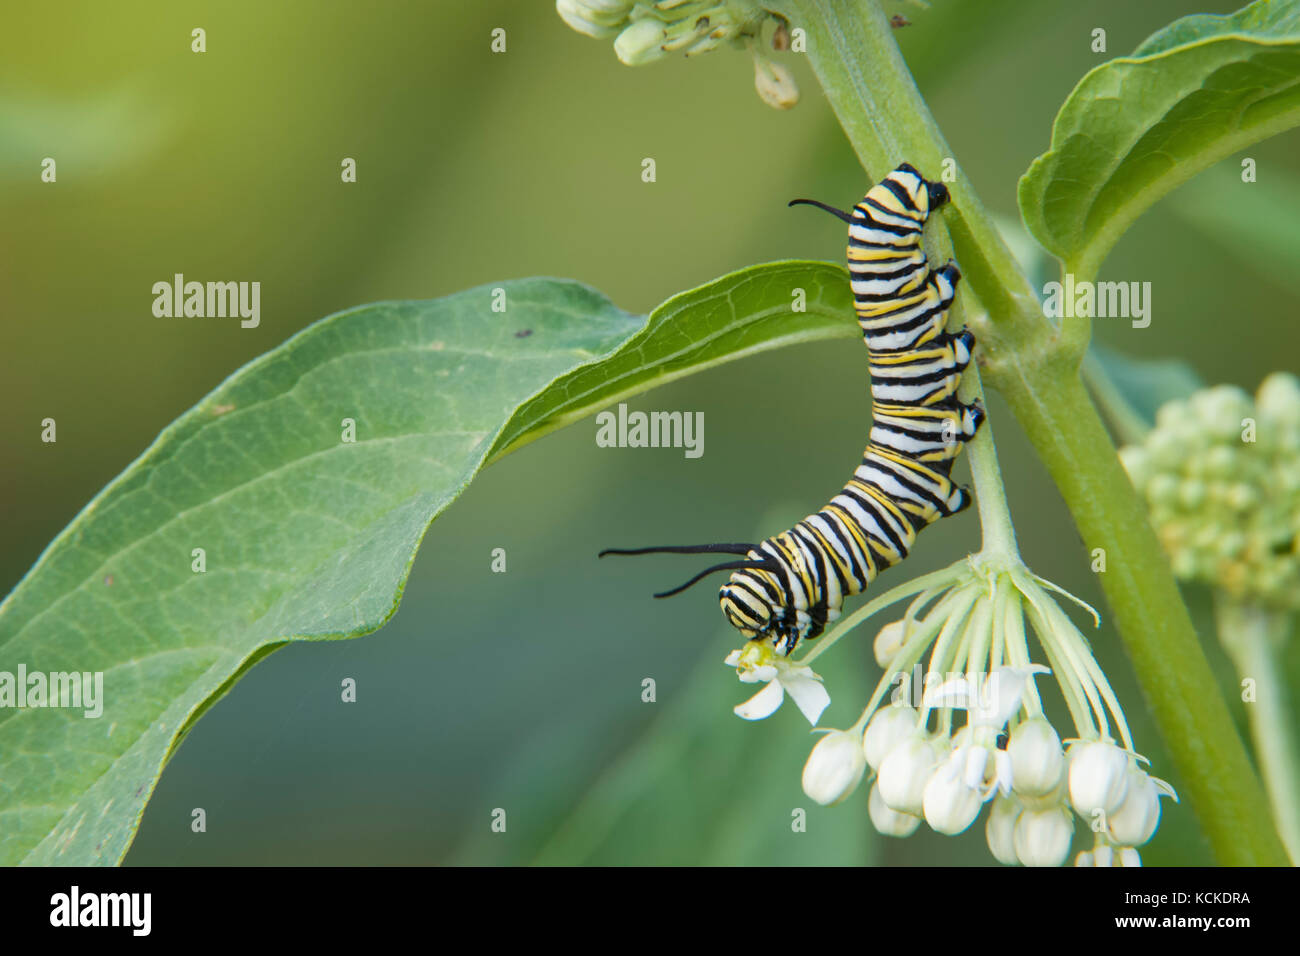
[
  {"left": 0, "top": 261, "right": 854, "bottom": 865},
  {"left": 1018, "top": 0, "right": 1300, "bottom": 279}
]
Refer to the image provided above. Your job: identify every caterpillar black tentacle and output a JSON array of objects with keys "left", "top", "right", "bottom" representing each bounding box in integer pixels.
[{"left": 602, "top": 163, "right": 985, "bottom": 656}]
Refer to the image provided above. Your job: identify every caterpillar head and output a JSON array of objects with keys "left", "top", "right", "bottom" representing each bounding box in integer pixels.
[
  {"left": 719, "top": 571, "right": 815, "bottom": 656},
  {"left": 891, "top": 162, "right": 949, "bottom": 216},
  {"left": 922, "top": 176, "right": 949, "bottom": 212},
  {"left": 789, "top": 162, "right": 949, "bottom": 226}
]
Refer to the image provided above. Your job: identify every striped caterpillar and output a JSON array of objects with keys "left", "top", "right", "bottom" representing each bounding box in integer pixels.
[{"left": 602, "top": 164, "right": 984, "bottom": 655}]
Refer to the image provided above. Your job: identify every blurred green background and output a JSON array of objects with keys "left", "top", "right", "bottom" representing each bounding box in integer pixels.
[{"left": 3, "top": 0, "right": 1297, "bottom": 865}]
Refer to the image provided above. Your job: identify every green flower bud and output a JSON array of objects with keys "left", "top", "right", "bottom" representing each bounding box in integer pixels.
[
  {"left": 1154, "top": 400, "right": 1187, "bottom": 433},
  {"left": 1146, "top": 428, "right": 1185, "bottom": 469},
  {"left": 1192, "top": 385, "right": 1252, "bottom": 442},
  {"left": 1120, "top": 374, "right": 1300, "bottom": 610},
  {"left": 1217, "top": 531, "right": 1246, "bottom": 560},
  {"left": 1226, "top": 483, "right": 1257, "bottom": 512},
  {"left": 1204, "top": 444, "right": 1236, "bottom": 478},
  {"left": 1178, "top": 479, "right": 1207, "bottom": 510},
  {"left": 1170, "top": 549, "right": 1199, "bottom": 579},
  {"left": 1257, "top": 372, "right": 1300, "bottom": 426},
  {"left": 1146, "top": 473, "right": 1179, "bottom": 506},
  {"left": 614, "top": 18, "right": 670, "bottom": 65}
]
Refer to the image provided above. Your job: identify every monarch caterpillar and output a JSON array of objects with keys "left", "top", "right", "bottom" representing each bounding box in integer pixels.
[{"left": 602, "top": 163, "right": 985, "bottom": 655}]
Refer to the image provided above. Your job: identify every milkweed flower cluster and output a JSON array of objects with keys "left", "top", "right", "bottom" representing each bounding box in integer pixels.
[
  {"left": 1120, "top": 374, "right": 1300, "bottom": 610},
  {"left": 555, "top": 1, "right": 799, "bottom": 109},
  {"left": 725, "top": 558, "right": 1177, "bottom": 866}
]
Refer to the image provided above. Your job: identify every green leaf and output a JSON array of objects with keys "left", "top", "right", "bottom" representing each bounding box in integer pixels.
[
  {"left": 1083, "top": 344, "right": 1206, "bottom": 444},
  {"left": 0, "top": 261, "right": 854, "bottom": 865},
  {"left": 1018, "top": 0, "right": 1300, "bottom": 279}
]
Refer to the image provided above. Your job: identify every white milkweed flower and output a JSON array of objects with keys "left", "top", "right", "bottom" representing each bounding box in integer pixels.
[
  {"left": 1018, "top": 769, "right": 1068, "bottom": 812},
  {"left": 877, "top": 734, "right": 940, "bottom": 816},
  {"left": 922, "top": 746, "right": 986, "bottom": 835},
  {"left": 985, "top": 794, "right": 1022, "bottom": 865},
  {"left": 873, "top": 619, "right": 908, "bottom": 668},
  {"left": 868, "top": 782, "right": 922, "bottom": 838},
  {"left": 724, "top": 642, "right": 829, "bottom": 725},
  {"left": 1008, "top": 717, "right": 1065, "bottom": 798},
  {"left": 802, "top": 730, "right": 867, "bottom": 806},
  {"left": 923, "top": 665, "right": 1048, "bottom": 803},
  {"left": 862, "top": 703, "right": 918, "bottom": 770},
  {"left": 1067, "top": 739, "right": 1131, "bottom": 817},
  {"left": 1106, "top": 767, "right": 1178, "bottom": 847},
  {"left": 1076, "top": 844, "right": 1142, "bottom": 867},
  {"left": 926, "top": 665, "right": 1050, "bottom": 732},
  {"left": 1014, "top": 806, "right": 1075, "bottom": 867}
]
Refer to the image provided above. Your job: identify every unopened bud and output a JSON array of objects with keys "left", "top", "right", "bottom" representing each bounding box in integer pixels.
[
  {"left": 868, "top": 782, "right": 922, "bottom": 837},
  {"left": 1067, "top": 739, "right": 1130, "bottom": 816},
  {"left": 877, "top": 735, "right": 939, "bottom": 815},
  {"left": 862, "top": 703, "right": 917, "bottom": 770},
  {"left": 802, "top": 730, "right": 866, "bottom": 806},
  {"left": 1008, "top": 718, "right": 1064, "bottom": 798},
  {"left": 1014, "top": 806, "right": 1074, "bottom": 867},
  {"left": 753, "top": 54, "right": 799, "bottom": 110}
]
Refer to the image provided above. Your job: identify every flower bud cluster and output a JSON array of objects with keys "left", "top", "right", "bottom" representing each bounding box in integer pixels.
[
  {"left": 1120, "top": 374, "right": 1300, "bottom": 609},
  {"left": 557, "top": 1, "right": 763, "bottom": 60},
  {"left": 856, "top": 674, "right": 1077, "bottom": 864},
  {"left": 555, "top": 1, "right": 799, "bottom": 108},
  {"left": 1068, "top": 740, "right": 1178, "bottom": 866}
]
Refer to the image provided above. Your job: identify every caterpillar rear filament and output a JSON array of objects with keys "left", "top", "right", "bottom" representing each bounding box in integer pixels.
[{"left": 602, "top": 163, "right": 985, "bottom": 655}]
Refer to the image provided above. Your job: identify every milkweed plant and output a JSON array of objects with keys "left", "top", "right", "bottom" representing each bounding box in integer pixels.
[
  {"left": 558, "top": 0, "right": 1299, "bottom": 867},
  {"left": 5, "top": 0, "right": 1299, "bottom": 868}
]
